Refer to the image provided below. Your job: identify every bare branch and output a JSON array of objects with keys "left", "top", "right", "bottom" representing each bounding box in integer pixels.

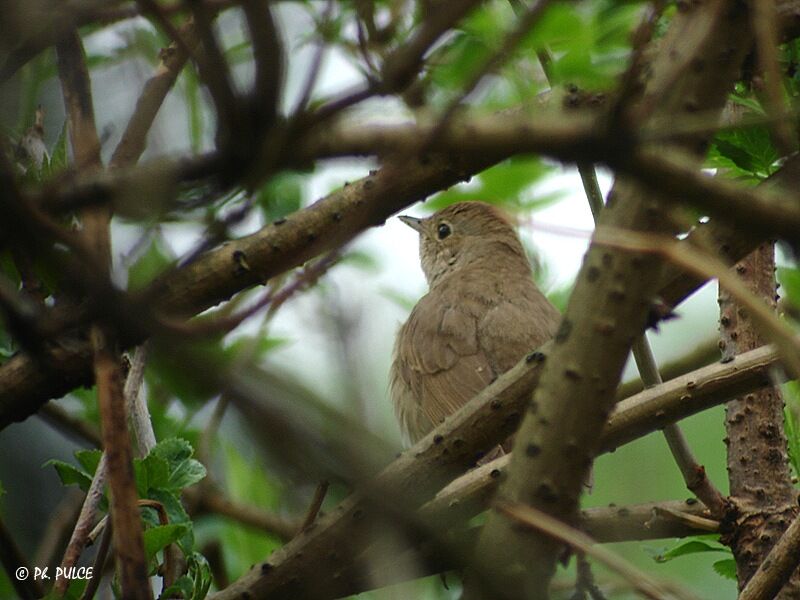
[{"left": 496, "top": 501, "right": 701, "bottom": 600}]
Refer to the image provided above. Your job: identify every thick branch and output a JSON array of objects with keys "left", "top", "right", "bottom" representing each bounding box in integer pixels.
[
  {"left": 466, "top": 1, "right": 752, "bottom": 597},
  {"left": 719, "top": 243, "right": 799, "bottom": 593},
  {"left": 209, "top": 334, "right": 780, "bottom": 600}
]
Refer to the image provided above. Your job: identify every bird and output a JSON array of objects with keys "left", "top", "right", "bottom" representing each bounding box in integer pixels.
[{"left": 390, "top": 201, "right": 561, "bottom": 449}]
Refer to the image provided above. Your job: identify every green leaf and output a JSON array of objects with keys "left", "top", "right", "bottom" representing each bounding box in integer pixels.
[
  {"left": 224, "top": 335, "right": 288, "bottom": 363},
  {"left": 778, "top": 267, "right": 800, "bottom": 308},
  {"left": 429, "top": 32, "right": 491, "bottom": 91},
  {"left": 783, "top": 382, "right": 800, "bottom": 477},
  {"left": 220, "top": 443, "right": 283, "bottom": 574},
  {"left": 523, "top": 3, "right": 584, "bottom": 51},
  {"left": 160, "top": 575, "right": 195, "bottom": 600},
  {"left": 186, "top": 552, "right": 213, "bottom": 600},
  {"left": 184, "top": 68, "right": 205, "bottom": 153},
  {"left": 0, "top": 321, "right": 15, "bottom": 361},
  {"left": 60, "top": 577, "right": 88, "bottom": 600},
  {"left": 142, "top": 454, "right": 171, "bottom": 490},
  {"left": 127, "top": 236, "right": 174, "bottom": 291},
  {"left": 134, "top": 453, "right": 171, "bottom": 497},
  {"left": 711, "top": 125, "right": 779, "bottom": 179},
  {"left": 149, "top": 489, "right": 195, "bottom": 552},
  {"left": 143, "top": 523, "right": 190, "bottom": 561},
  {"left": 429, "top": 156, "right": 552, "bottom": 211},
  {"left": 257, "top": 173, "right": 304, "bottom": 222},
  {"left": 75, "top": 449, "right": 103, "bottom": 476},
  {"left": 46, "top": 122, "right": 69, "bottom": 175},
  {"left": 147, "top": 341, "right": 222, "bottom": 405},
  {"left": 651, "top": 535, "right": 730, "bottom": 562},
  {"left": 339, "top": 250, "right": 380, "bottom": 272},
  {"left": 713, "top": 558, "right": 737, "bottom": 580},
  {"left": 150, "top": 438, "right": 207, "bottom": 490},
  {"left": 47, "top": 460, "right": 93, "bottom": 491}
]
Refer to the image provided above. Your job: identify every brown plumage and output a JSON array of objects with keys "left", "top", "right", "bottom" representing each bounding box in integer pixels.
[{"left": 390, "top": 201, "right": 561, "bottom": 446}]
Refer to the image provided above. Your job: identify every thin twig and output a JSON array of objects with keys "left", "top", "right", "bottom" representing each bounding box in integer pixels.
[
  {"left": 300, "top": 481, "right": 330, "bottom": 533},
  {"left": 577, "top": 130, "right": 726, "bottom": 515},
  {"left": 651, "top": 505, "right": 720, "bottom": 533},
  {"left": 92, "top": 328, "right": 152, "bottom": 600},
  {"left": 125, "top": 346, "right": 155, "bottom": 456},
  {"left": 80, "top": 520, "right": 112, "bottom": 600},
  {"left": 56, "top": 457, "right": 108, "bottom": 596},
  {"left": 34, "top": 489, "right": 85, "bottom": 570},
  {"left": 632, "top": 337, "right": 728, "bottom": 516},
  {"left": 137, "top": 0, "right": 237, "bottom": 137},
  {"left": 610, "top": 0, "right": 666, "bottom": 126},
  {"left": 593, "top": 226, "right": 800, "bottom": 379},
  {"left": 187, "top": 485, "right": 299, "bottom": 541},
  {"left": 496, "top": 501, "right": 701, "bottom": 600},
  {"left": 159, "top": 250, "right": 341, "bottom": 336},
  {"left": 751, "top": 0, "right": 795, "bottom": 154},
  {"left": 427, "top": 0, "right": 552, "bottom": 144},
  {"left": 110, "top": 18, "right": 198, "bottom": 168},
  {"left": 292, "top": 0, "right": 335, "bottom": 115},
  {"left": 574, "top": 553, "right": 608, "bottom": 600}
]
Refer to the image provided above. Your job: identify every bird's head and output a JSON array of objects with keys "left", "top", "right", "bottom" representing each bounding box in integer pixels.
[{"left": 399, "top": 201, "right": 526, "bottom": 286}]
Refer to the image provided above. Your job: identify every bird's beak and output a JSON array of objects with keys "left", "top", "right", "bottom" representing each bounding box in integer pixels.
[{"left": 398, "top": 215, "right": 424, "bottom": 233}]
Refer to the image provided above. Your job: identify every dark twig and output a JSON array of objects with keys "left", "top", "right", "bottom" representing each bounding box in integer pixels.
[
  {"left": 573, "top": 553, "right": 608, "bottom": 600},
  {"left": 632, "top": 337, "right": 727, "bottom": 517},
  {"left": 752, "top": 0, "right": 795, "bottom": 154},
  {"left": 34, "top": 489, "right": 85, "bottom": 572},
  {"left": 92, "top": 328, "right": 152, "bottom": 600},
  {"left": 300, "top": 481, "right": 330, "bottom": 533},
  {"left": 80, "top": 521, "right": 113, "bottom": 600},
  {"left": 429, "top": 0, "right": 553, "bottom": 143},
  {"left": 576, "top": 111, "right": 726, "bottom": 516},
  {"left": 292, "top": 0, "right": 336, "bottom": 116},
  {"left": 609, "top": 0, "right": 667, "bottom": 127},
  {"left": 138, "top": 0, "right": 237, "bottom": 144},
  {"left": 158, "top": 250, "right": 341, "bottom": 336},
  {"left": 496, "top": 501, "right": 699, "bottom": 600},
  {"left": 110, "top": 18, "right": 198, "bottom": 168},
  {"left": 188, "top": 485, "right": 299, "bottom": 541},
  {"left": 380, "top": 0, "right": 484, "bottom": 91}
]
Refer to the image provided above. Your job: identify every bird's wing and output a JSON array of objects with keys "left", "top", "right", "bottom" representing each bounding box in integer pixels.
[
  {"left": 391, "top": 290, "right": 494, "bottom": 442},
  {"left": 478, "top": 286, "right": 561, "bottom": 373}
]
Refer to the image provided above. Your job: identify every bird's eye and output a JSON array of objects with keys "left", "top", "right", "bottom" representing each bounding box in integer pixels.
[{"left": 437, "top": 223, "right": 451, "bottom": 239}]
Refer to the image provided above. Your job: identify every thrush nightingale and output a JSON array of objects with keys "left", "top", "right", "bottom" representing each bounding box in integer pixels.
[{"left": 390, "top": 201, "right": 561, "bottom": 447}]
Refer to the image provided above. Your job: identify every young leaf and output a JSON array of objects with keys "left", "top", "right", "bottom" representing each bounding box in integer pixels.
[
  {"left": 127, "top": 236, "right": 174, "bottom": 291},
  {"left": 713, "top": 558, "right": 737, "bottom": 581},
  {"left": 150, "top": 438, "right": 207, "bottom": 490},
  {"left": 47, "top": 460, "right": 93, "bottom": 491},
  {"left": 143, "top": 523, "right": 191, "bottom": 561},
  {"left": 75, "top": 449, "right": 103, "bottom": 476},
  {"left": 651, "top": 535, "right": 731, "bottom": 563}
]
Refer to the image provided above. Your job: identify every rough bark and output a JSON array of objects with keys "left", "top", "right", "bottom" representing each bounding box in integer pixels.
[
  {"left": 465, "top": 1, "right": 752, "bottom": 597},
  {"left": 719, "top": 243, "right": 800, "bottom": 594},
  {"left": 209, "top": 336, "right": 779, "bottom": 600}
]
